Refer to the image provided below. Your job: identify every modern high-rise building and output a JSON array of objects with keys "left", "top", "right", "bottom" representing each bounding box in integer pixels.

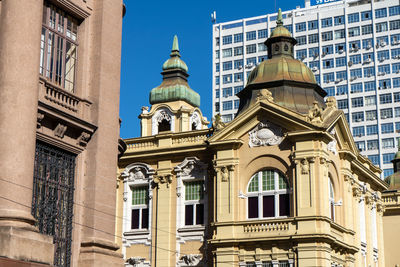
[{"left": 212, "top": 0, "right": 400, "bottom": 178}]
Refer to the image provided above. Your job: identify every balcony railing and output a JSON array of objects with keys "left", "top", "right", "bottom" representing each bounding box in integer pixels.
[{"left": 39, "top": 78, "right": 81, "bottom": 113}]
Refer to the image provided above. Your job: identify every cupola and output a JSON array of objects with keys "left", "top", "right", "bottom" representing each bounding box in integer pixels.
[
  {"left": 237, "top": 9, "right": 326, "bottom": 115},
  {"left": 384, "top": 137, "right": 400, "bottom": 190},
  {"left": 149, "top": 35, "right": 200, "bottom": 108}
]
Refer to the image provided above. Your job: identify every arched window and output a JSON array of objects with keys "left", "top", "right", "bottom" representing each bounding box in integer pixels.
[
  {"left": 247, "top": 170, "right": 290, "bottom": 219},
  {"left": 328, "top": 178, "right": 335, "bottom": 221},
  {"left": 158, "top": 119, "right": 171, "bottom": 132}
]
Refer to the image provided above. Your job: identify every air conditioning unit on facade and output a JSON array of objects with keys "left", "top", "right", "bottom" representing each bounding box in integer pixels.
[
  {"left": 312, "top": 66, "right": 318, "bottom": 72},
  {"left": 321, "top": 52, "right": 327, "bottom": 57},
  {"left": 366, "top": 44, "right": 372, "bottom": 50},
  {"left": 348, "top": 61, "right": 353, "bottom": 66},
  {"left": 238, "top": 66, "right": 243, "bottom": 70},
  {"left": 378, "top": 71, "right": 385, "bottom": 76},
  {"left": 364, "top": 58, "right": 371, "bottom": 64},
  {"left": 381, "top": 42, "right": 387, "bottom": 47},
  {"left": 339, "top": 49, "right": 344, "bottom": 54}
]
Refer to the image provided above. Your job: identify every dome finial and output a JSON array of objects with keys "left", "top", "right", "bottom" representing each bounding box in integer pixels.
[
  {"left": 277, "top": 8, "right": 283, "bottom": 26},
  {"left": 172, "top": 35, "right": 179, "bottom": 52}
]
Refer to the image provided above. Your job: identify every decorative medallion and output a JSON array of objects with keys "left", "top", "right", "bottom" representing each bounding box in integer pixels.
[{"left": 248, "top": 121, "right": 283, "bottom": 147}]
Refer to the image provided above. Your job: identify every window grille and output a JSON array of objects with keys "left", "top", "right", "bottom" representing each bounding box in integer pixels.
[{"left": 32, "top": 142, "right": 76, "bottom": 267}]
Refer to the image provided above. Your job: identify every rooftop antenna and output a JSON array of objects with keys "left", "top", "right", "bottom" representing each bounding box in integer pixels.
[{"left": 211, "top": 11, "right": 216, "bottom": 24}]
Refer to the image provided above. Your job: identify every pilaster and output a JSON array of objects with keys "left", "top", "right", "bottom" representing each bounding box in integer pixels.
[{"left": 0, "top": 0, "right": 54, "bottom": 264}]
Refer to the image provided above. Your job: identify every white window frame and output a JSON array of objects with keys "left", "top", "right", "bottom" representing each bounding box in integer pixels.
[
  {"left": 328, "top": 178, "right": 335, "bottom": 221},
  {"left": 175, "top": 157, "right": 208, "bottom": 266},
  {"left": 121, "top": 163, "right": 155, "bottom": 247},
  {"left": 246, "top": 170, "right": 290, "bottom": 220}
]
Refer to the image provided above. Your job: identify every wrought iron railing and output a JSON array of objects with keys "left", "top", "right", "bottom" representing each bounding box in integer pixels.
[{"left": 32, "top": 142, "right": 75, "bottom": 267}]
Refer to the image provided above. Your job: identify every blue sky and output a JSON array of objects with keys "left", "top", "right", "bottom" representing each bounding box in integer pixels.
[{"left": 119, "top": 0, "right": 304, "bottom": 138}]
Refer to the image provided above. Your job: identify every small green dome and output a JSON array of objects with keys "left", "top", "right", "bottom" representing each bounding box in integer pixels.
[
  {"left": 270, "top": 9, "right": 292, "bottom": 38},
  {"left": 149, "top": 35, "right": 200, "bottom": 107},
  {"left": 162, "top": 35, "right": 188, "bottom": 72}
]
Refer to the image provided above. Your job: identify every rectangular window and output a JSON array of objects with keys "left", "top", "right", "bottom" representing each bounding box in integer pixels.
[
  {"left": 352, "top": 111, "right": 364, "bottom": 122},
  {"left": 380, "top": 108, "right": 393, "bottom": 119},
  {"left": 308, "top": 33, "right": 319, "bottom": 44},
  {"left": 184, "top": 181, "right": 204, "bottom": 226},
  {"left": 364, "top": 81, "right": 376, "bottom": 92},
  {"left": 361, "top": 24, "right": 373, "bottom": 35},
  {"left": 234, "top": 33, "right": 243, "bottom": 43},
  {"left": 362, "top": 39, "right": 373, "bottom": 49},
  {"left": 382, "top": 138, "right": 395, "bottom": 149},
  {"left": 383, "top": 153, "right": 395, "bottom": 164},
  {"left": 222, "top": 61, "right": 232, "bottom": 71},
  {"left": 296, "top": 49, "right": 307, "bottom": 60},
  {"left": 335, "top": 29, "right": 345, "bottom": 39},
  {"left": 131, "top": 186, "right": 149, "bottom": 230},
  {"left": 222, "top": 48, "right": 232, "bottom": 58},
  {"left": 375, "top": 8, "right": 387, "bottom": 18},
  {"left": 309, "top": 61, "right": 320, "bottom": 69},
  {"left": 366, "top": 110, "right": 377, "bottom": 120},
  {"left": 356, "top": 141, "right": 365, "bottom": 151},
  {"left": 368, "top": 155, "right": 380, "bottom": 166},
  {"left": 337, "top": 85, "right": 348, "bottom": 95},
  {"left": 361, "top": 11, "right": 372, "bottom": 21},
  {"left": 376, "top": 22, "right": 388, "bottom": 33},
  {"left": 348, "top": 13, "right": 360, "bottom": 23},
  {"left": 215, "top": 63, "right": 220, "bottom": 72},
  {"left": 234, "top": 99, "right": 240, "bottom": 109},
  {"left": 351, "top": 83, "right": 363, "bottom": 93},
  {"left": 234, "top": 59, "right": 243, "bottom": 69},
  {"left": 309, "top": 47, "right": 319, "bottom": 58},
  {"left": 350, "top": 69, "right": 362, "bottom": 80},
  {"left": 381, "top": 123, "right": 394, "bottom": 133},
  {"left": 396, "top": 107, "right": 400, "bottom": 117},
  {"left": 384, "top": 169, "right": 394, "bottom": 177},
  {"left": 222, "top": 35, "right": 232, "bottom": 45},
  {"left": 321, "top": 18, "right": 333, "bottom": 28},
  {"left": 323, "top": 72, "right": 334, "bottom": 83},
  {"left": 325, "top": 87, "right": 335, "bottom": 97},
  {"left": 33, "top": 142, "right": 75, "bottom": 267},
  {"left": 297, "top": 36, "right": 307, "bottom": 45},
  {"left": 367, "top": 125, "right": 378, "bottom": 135},
  {"left": 246, "top": 44, "right": 257, "bottom": 54},
  {"left": 337, "top": 99, "right": 348, "bottom": 109},
  {"left": 349, "top": 54, "right": 362, "bottom": 65},
  {"left": 258, "top": 55, "right": 268, "bottom": 62},
  {"left": 335, "top": 43, "right": 346, "bottom": 53},
  {"left": 352, "top": 97, "right": 364, "bottom": 107},
  {"left": 323, "top": 59, "right": 334, "bottom": 69},
  {"left": 40, "top": 3, "right": 78, "bottom": 92},
  {"left": 234, "top": 46, "right": 243, "bottom": 56},
  {"left": 234, "top": 72, "right": 243, "bottom": 82},
  {"left": 379, "top": 79, "right": 391, "bottom": 89},
  {"left": 234, "top": 86, "right": 243, "bottom": 94},
  {"left": 295, "top": 22, "right": 307, "bottom": 32},
  {"left": 215, "top": 76, "right": 220, "bottom": 85},
  {"left": 365, "top": 95, "right": 376, "bottom": 105},
  {"left": 215, "top": 89, "right": 220, "bottom": 98},
  {"left": 322, "top": 45, "right": 333, "bottom": 55},
  {"left": 215, "top": 102, "right": 220, "bottom": 112},
  {"left": 321, "top": 31, "right": 333, "bottom": 41},
  {"left": 222, "top": 74, "right": 232, "bottom": 84},
  {"left": 395, "top": 92, "right": 400, "bottom": 102},
  {"left": 246, "top": 31, "right": 256, "bottom": 41},
  {"left": 215, "top": 50, "right": 220, "bottom": 59},
  {"left": 390, "top": 20, "right": 400, "bottom": 30},
  {"left": 392, "top": 49, "right": 400, "bottom": 60},
  {"left": 353, "top": 126, "right": 365, "bottom": 137},
  {"left": 334, "top": 15, "right": 344, "bottom": 25},
  {"left": 308, "top": 20, "right": 318, "bottom": 30},
  {"left": 258, "top": 29, "right": 268, "bottom": 39},
  {"left": 363, "top": 53, "right": 374, "bottom": 63},
  {"left": 389, "top": 5, "right": 400, "bottom": 16},
  {"left": 215, "top": 37, "right": 220, "bottom": 46},
  {"left": 336, "top": 71, "right": 347, "bottom": 81},
  {"left": 380, "top": 93, "right": 392, "bottom": 104},
  {"left": 247, "top": 57, "right": 256, "bottom": 66},
  {"left": 349, "top": 40, "right": 361, "bottom": 51},
  {"left": 348, "top": 27, "right": 360, "bottom": 37},
  {"left": 364, "top": 67, "right": 375, "bottom": 78},
  {"left": 391, "top": 34, "right": 400, "bottom": 44},
  {"left": 367, "top": 139, "right": 379, "bottom": 150},
  {"left": 222, "top": 87, "right": 233, "bottom": 98},
  {"left": 258, "top": 42, "right": 267, "bottom": 51},
  {"left": 222, "top": 100, "right": 233, "bottom": 110}
]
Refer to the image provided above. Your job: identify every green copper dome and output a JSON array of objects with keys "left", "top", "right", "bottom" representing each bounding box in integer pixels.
[
  {"left": 162, "top": 35, "right": 188, "bottom": 72},
  {"left": 149, "top": 35, "right": 200, "bottom": 107}
]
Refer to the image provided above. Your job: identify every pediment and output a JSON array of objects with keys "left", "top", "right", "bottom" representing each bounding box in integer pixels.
[{"left": 209, "top": 100, "right": 320, "bottom": 143}]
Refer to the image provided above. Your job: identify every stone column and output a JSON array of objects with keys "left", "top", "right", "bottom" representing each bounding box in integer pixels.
[{"left": 0, "top": 0, "right": 54, "bottom": 264}]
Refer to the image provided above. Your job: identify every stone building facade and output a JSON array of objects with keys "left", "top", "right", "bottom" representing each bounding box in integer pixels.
[
  {"left": 117, "top": 11, "right": 388, "bottom": 267},
  {"left": 0, "top": 0, "right": 125, "bottom": 266}
]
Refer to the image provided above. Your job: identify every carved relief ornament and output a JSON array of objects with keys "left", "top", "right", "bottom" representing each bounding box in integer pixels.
[
  {"left": 248, "top": 121, "right": 284, "bottom": 148},
  {"left": 153, "top": 174, "right": 173, "bottom": 187},
  {"left": 180, "top": 254, "right": 203, "bottom": 266}
]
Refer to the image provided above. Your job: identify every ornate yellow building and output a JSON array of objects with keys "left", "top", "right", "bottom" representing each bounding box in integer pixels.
[{"left": 117, "top": 10, "right": 388, "bottom": 267}]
